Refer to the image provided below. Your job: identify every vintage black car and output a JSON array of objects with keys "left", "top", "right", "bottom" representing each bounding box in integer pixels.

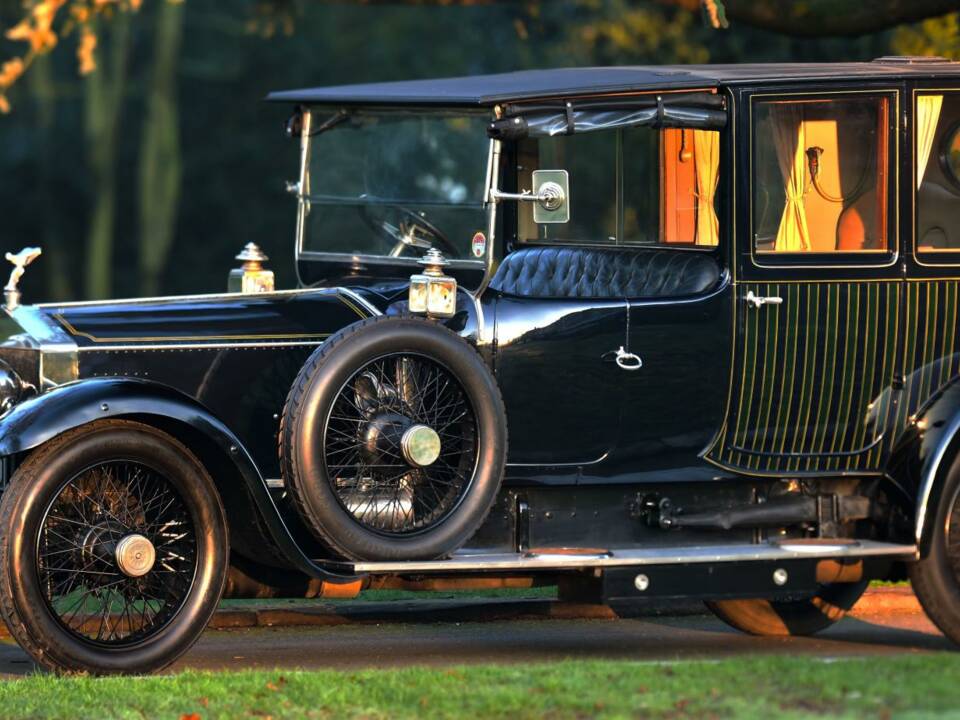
[{"left": 3, "top": 58, "right": 960, "bottom": 674}]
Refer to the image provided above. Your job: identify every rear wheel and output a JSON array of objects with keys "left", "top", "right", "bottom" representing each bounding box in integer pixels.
[
  {"left": 706, "top": 581, "right": 868, "bottom": 636},
  {"left": 909, "top": 454, "right": 960, "bottom": 646},
  {"left": 0, "top": 420, "right": 228, "bottom": 674}
]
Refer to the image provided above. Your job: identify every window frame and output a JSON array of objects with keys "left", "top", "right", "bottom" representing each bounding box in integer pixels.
[
  {"left": 747, "top": 88, "right": 900, "bottom": 271},
  {"left": 514, "top": 125, "right": 723, "bottom": 252},
  {"left": 913, "top": 88, "right": 960, "bottom": 268}
]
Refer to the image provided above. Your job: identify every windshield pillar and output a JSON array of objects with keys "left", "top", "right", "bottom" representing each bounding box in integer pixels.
[
  {"left": 294, "top": 108, "right": 313, "bottom": 262},
  {"left": 475, "top": 137, "right": 501, "bottom": 299}
]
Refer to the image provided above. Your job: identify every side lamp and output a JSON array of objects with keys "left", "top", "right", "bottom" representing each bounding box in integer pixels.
[
  {"left": 409, "top": 248, "right": 457, "bottom": 318},
  {"left": 228, "top": 243, "right": 275, "bottom": 294}
]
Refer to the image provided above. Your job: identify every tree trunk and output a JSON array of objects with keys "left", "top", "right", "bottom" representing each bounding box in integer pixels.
[
  {"left": 28, "top": 53, "right": 73, "bottom": 301},
  {"left": 138, "top": 1, "right": 185, "bottom": 297},
  {"left": 83, "top": 13, "right": 132, "bottom": 300}
]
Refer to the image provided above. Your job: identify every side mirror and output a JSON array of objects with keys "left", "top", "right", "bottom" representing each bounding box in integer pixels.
[
  {"left": 531, "top": 169, "right": 569, "bottom": 224},
  {"left": 489, "top": 169, "right": 570, "bottom": 224}
]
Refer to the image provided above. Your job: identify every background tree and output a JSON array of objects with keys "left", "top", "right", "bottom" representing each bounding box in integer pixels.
[{"left": 0, "top": 0, "right": 957, "bottom": 302}]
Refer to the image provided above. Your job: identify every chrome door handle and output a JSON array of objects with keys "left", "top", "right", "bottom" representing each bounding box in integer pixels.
[
  {"left": 744, "top": 290, "right": 783, "bottom": 308},
  {"left": 613, "top": 346, "right": 642, "bottom": 371}
]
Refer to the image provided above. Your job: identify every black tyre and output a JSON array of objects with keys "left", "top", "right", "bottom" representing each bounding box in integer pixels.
[
  {"left": 706, "top": 581, "right": 868, "bottom": 636},
  {"left": 0, "top": 420, "right": 228, "bottom": 675},
  {"left": 281, "top": 315, "right": 507, "bottom": 561},
  {"left": 909, "top": 454, "right": 960, "bottom": 646}
]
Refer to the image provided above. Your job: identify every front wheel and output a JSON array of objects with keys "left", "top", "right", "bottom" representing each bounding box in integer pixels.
[{"left": 0, "top": 420, "right": 228, "bottom": 674}]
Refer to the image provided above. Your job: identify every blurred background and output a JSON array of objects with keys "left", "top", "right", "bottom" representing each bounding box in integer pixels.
[{"left": 0, "top": 0, "right": 956, "bottom": 302}]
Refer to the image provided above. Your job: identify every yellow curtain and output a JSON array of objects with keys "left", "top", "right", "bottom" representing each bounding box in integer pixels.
[
  {"left": 916, "top": 94, "right": 944, "bottom": 190},
  {"left": 772, "top": 104, "right": 811, "bottom": 252},
  {"left": 693, "top": 130, "right": 720, "bottom": 246}
]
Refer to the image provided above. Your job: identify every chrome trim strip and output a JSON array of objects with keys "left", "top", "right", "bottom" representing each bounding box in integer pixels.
[
  {"left": 36, "top": 286, "right": 339, "bottom": 309},
  {"left": 297, "top": 250, "right": 485, "bottom": 271},
  {"left": 265, "top": 478, "right": 285, "bottom": 489},
  {"left": 76, "top": 340, "right": 327, "bottom": 352},
  {"left": 342, "top": 540, "right": 918, "bottom": 573}
]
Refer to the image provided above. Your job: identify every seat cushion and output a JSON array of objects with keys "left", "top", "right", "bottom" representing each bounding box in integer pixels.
[{"left": 489, "top": 245, "right": 721, "bottom": 300}]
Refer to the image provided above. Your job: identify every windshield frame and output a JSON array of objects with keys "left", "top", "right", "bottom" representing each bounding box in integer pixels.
[{"left": 293, "top": 106, "right": 496, "bottom": 277}]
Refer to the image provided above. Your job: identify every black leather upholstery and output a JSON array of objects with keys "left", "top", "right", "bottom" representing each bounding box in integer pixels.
[{"left": 489, "top": 246, "right": 721, "bottom": 299}]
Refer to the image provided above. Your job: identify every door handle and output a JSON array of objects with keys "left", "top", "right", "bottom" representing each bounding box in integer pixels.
[
  {"left": 610, "top": 346, "right": 642, "bottom": 371},
  {"left": 744, "top": 290, "right": 783, "bottom": 309}
]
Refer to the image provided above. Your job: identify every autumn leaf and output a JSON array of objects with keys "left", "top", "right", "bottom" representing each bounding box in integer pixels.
[
  {"left": 77, "top": 26, "right": 97, "bottom": 75},
  {"left": 0, "top": 58, "right": 25, "bottom": 89}
]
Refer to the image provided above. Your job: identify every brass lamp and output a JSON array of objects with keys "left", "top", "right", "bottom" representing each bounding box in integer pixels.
[
  {"left": 228, "top": 243, "right": 275, "bottom": 294},
  {"left": 409, "top": 248, "right": 457, "bottom": 318}
]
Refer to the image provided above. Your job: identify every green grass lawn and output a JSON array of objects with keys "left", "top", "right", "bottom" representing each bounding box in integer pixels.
[{"left": 3, "top": 655, "right": 960, "bottom": 719}]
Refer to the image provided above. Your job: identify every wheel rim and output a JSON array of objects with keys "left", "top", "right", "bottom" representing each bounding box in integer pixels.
[
  {"left": 323, "top": 352, "right": 479, "bottom": 536},
  {"left": 36, "top": 460, "right": 197, "bottom": 647},
  {"left": 946, "top": 482, "right": 960, "bottom": 584}
]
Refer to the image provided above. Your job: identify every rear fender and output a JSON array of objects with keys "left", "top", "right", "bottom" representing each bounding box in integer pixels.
[
  {"left": 885, "top": 379, "right": 960, "bottom": 555},
  {"left": 0, "top": 377, "right": 355, "bottom": 582}
]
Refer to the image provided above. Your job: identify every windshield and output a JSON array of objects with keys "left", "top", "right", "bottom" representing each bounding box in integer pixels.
[{"left": 300, "top": 111, "right": 490, "bottom": 263}]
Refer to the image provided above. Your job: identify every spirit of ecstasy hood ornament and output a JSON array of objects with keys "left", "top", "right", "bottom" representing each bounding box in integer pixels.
[{"left": 4, "top": 246, "right": 42, "bottom": 311}]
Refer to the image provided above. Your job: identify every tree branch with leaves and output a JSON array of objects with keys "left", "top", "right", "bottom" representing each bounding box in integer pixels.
[{"left": 0, "top": 0, "right": 151, "bottom": 113}]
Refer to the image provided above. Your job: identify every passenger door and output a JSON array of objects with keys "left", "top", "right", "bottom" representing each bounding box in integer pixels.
[
  {"left": 495, "top": 295, "right": 626, "bottom": 467},
  {"left": 707, "top": 87, "right": 903, "bottom": 475}
]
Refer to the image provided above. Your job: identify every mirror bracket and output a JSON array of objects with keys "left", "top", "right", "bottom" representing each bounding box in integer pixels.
[{"left": 489, "top": 169, "right": 569, "bottom": 224}]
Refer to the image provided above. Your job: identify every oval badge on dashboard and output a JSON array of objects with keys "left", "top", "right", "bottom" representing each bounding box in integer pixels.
[{"left": 471, "top": 231, "right": 487, "bottom": 258}]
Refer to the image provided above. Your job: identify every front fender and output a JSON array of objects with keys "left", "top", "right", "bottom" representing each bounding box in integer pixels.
[
  {"left": 886, "top": 379, "right": 960, "bottom": 554},
  {"left": 0, "top": 377, "right": 355, "bottom": 582}
]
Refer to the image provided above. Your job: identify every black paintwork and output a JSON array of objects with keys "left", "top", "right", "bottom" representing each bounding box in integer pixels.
[{"left": 7, "top": 66, "right": 960, "bottom": 577}]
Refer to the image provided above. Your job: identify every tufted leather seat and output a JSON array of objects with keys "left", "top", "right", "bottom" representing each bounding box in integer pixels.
[{"left": 489, "top": 245, "right": 721, "bottom": 300}]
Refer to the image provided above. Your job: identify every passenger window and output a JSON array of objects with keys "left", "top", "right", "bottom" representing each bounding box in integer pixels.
[
  {"left": 517, "top": 127, "right": 720, "bottom": 248},
  {"left": 752, "top": 96, "right": 890, "bottom": 255},
  {"left": 916, "top": 93, "right": 960, "bottom": 254}
]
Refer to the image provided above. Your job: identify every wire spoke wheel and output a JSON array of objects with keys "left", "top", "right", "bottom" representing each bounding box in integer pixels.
[
  {"left": 324, "top": 352, "right": 479, "bottom": 535},
  {"left": 37, "top": 460, "right": 197, "bottom": 647},
  {"left": 282, "top": 316, "right": 507, "bottom": 561}
]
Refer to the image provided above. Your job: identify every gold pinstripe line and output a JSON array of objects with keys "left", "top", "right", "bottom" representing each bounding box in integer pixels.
[
  {"left": 731, "top": 284, "right": 759, "bottom": 463},
  {"left": 856, "top": 283, "right": 880, "bottom": 451},
  {"left": 812, "top": 284, "right": 840, "bottom": 460},
  {"left": 775, "top": 283, "right": 800, "bottom": 457},
  {"left": 756, "top": 282, "right": 781, "bottom": 468},
  {"left": 840, "top": 285, "right": 863, "bottom": 468},
  {"left": 797, "top": 284, "right": 820, "bottom": 468},
  {"left": 827, "top": 285, "right": 855, "bottom": 467}
]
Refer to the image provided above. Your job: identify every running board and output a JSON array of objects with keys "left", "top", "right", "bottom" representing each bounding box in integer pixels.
[{"left": 330, "top": 540, "right": 918, "bottom": 574}]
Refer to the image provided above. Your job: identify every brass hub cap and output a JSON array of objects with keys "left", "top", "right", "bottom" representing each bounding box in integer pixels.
[
  {"left": 400, "top": 424, "right": 442, "bottom": 467},
  {"left": 115, "top": 534, "right": 156, "bottom": 578}
]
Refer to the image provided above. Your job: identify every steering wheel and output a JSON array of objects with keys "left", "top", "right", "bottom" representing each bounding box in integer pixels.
[{"left": 358, "top": 203, "right": 459, "bottom": 258}]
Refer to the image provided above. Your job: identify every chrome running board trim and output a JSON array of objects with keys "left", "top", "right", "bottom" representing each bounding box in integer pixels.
[{"left": 338, "top": 540, "right": 917, "bottom": 574}]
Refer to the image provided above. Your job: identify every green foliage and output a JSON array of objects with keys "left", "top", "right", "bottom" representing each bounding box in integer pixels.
[
  {"left": 2, "top": 655, "right": 960, "bottom": 718},
  {"left": 892, "top": 12, "right": 960, "bottom": 60},
  {"left": 0, "top": 1, "right": 926, "bottom": 302}
]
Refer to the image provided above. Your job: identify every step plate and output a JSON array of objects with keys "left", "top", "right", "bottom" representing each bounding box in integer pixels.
[{"left": 333, "top": 540, "right": 918, "bottom": 574}]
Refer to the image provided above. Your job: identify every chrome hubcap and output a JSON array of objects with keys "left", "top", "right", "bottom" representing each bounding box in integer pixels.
[
  {"left": 115, "top": 534, "right": 156, "bottom": 578},
  {"left": 400, "top": 424, "right": 441, "bottom": 467}
]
